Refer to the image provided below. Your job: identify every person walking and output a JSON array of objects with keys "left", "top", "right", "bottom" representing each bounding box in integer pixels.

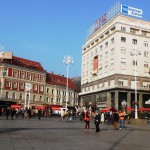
[
  {"left": 38, "top": 108, "right": 42, "bottom": 120},
  {"left": 94, "top": 110, "right": 101, "bottom": 132},
  {"left": 113, "top": 111, "right": 119, "bottom": 130},
  {"left": 60, "top": 109, "right": 65, "bottom": 121},
  {"left": 84, "top": 110, "right": 91, "bottom": 130},
  {"left": 119, "top": 110, "right": 125, "bottom": 130},
  {"left": 6, "top": 107, "right": 10, "bottom": 120}
]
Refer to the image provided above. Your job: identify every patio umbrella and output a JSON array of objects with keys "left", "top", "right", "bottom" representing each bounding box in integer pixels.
[
  {"left": 145, "top": 99, "right": 150, "bottom": 104},
  {"left": 138, "top": 108, "right": 150, "bottom": 111},
  {"left": 127, "top": 107, "right": 134, "bottom": 111},
  {"left": 109, "top": 108, "right": 117, "bottom": 112},
  {"left": 101, "top": 108, "right": 109, "bottom": 112},
  {"left": 101, "top": 107, "right": 117, "bottom": 112}
]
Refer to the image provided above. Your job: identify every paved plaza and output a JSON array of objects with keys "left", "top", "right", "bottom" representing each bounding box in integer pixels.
[{"left": 0, "top": 116, "right": 150, "bottom": 150}]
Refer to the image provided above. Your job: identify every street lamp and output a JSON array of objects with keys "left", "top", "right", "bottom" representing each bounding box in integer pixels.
[
  {"left": 130, "top": 49, "right": 141, "bottom": 119},
  {"left": 63, "top": 55, "right": 73, "bottom": 109}
]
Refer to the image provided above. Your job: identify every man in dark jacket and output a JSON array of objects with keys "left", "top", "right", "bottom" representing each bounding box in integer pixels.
[{"left": 94, "top": 110, "right": 101, "bottom": 132}]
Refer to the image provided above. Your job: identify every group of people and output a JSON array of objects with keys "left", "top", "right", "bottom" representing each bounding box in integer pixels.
[
  {"left": 83, "top": 109, "right": 126, "bottom": 132},
  {"left": 4, "top": 107, "right": 43, "bottom": 120}
]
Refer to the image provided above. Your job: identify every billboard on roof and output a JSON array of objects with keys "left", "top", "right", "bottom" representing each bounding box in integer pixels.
[{"left": 121, "top": 5, "right": 142, "bottom": 18}]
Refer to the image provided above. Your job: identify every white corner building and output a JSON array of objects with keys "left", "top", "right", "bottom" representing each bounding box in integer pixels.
[{"left": 79, "top": 2, "right": 150, "bottom": 111}]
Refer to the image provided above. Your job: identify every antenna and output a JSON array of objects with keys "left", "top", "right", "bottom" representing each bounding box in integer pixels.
[{"left": 0, "top": 45, "right": 5, "bottom": 56}]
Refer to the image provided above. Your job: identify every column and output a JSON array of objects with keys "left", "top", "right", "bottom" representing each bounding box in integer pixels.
[
  {"left": 139, "top": 93, "right": 143, "bottom": 108},
  {"left": 127, "top": 92, "right": 131, "bottom": 108},
  {"left": 107, "top": 92, "right": 111, "bottom": 108},
  {"left": 115, "top": 90, "right": 119, "bottom": 110}
]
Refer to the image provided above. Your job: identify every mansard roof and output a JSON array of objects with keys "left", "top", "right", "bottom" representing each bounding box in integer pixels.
[
  {"left": 46, "top": 72, "right": 78, "bottom": 90},
  {"left": 1, "top": 56, "right": 45, "bottom": 72}
]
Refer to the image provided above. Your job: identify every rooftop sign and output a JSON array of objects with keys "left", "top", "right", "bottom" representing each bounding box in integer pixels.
[
  {"left": 121, "top": 5, "right": 142, "bottom": 18},
  {"left": 87, "top": 2, "right": 143, "bottom": 37}
]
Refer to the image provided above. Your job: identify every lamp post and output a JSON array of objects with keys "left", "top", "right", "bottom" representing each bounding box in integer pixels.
[
  {"left": 63, "top": 55, "right": 73, "bottom": 109},
  {"left": 130, "top": 49, "right": 141, "bottom": 119}
]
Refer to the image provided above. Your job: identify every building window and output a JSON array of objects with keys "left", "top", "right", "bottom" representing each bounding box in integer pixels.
[
  {"left": 105, "top": 52, "right": 108, "bottom": 58},
  {"left": 2, "top": 68, "right": 8, "bottom": 76},
  {"left": 46, "top": 97, "right": 49, "bottom": 103},
  {"left": 142, "top": 32, "right": 147, "bottom": 36},
  {"left": 119, "top": 81, "right": 124, "bottom": 86},
  {"left": 34, "top": 75, "right": 38, "bottom": 82},
  {"left": 121, "top": 37, "right": 126, "bottom": 42},
  {"left": 100, "top": 45, "right": 103, "bottom": 51},
  {"left": 20, "top": 83, "right": 24, "bottom": 89},
  {"left": 20, "top": 72, "right": 25, "bottom": 79},
  {"left": 13, "top": 81, "right": 17, "bottom": 88},
  {"left": 51, "top": 98, "right": 53, "bottom": 103},
  {"left": 52, "top": 89, "right": 54, "bottom": 94},
  {"left": 34, "top": 85, "right": 37, "bottom": 91},
  {"left": 40, "top": 86, "right": 44, "bottom": 92},
  {"left": 144, "top": 51, "right": 148, "bottom": 57},
  {"left": 133, "top": 60, "right": 137, "bottom": 66},
  {"left": 121, "top": 26, "right": 126, "bottom": 32},
  {"left": 6, "top": 80, "right": 10, "bottom": 87},
  {"left": 40, "top": 96, "right": 42, "bottom": 102},
  {"left": 121, "top": 48, "right": 126, "bottom": 54},
  {"left": 20, "top": 93, "right": 23, "bottom": 100},
  {"left": 47, "top": 88, "right": 49, "bottom": 93},
  {"left": 111, "top": 38, "right": 114, "bottom": 44},
  {"left": 144, "top": 64, "right": 148, "bottom": 68},
  {"left": 13, "top": 70, "right": 18, "bottom": 78},
  {"left": 144, "top": 42, "right": 148, "bottom": 47},
  {"left": 105, "top": 42, "right": 108, "bottom": 47},
  {"left": 132, "top": 39, "right": 137, "bottom": 45},
  {"left": 6, "top": 92, "right": 9, "bottom": 99},
  {"left": 130, "top": 29, "right": 136, "bottom": 34},
  {"left": 111, "top": 48, "right": 114, "bottom": 54},
  {"left": 33, "top": 95, "right": 36, "bottom": 101},
  {"left": 12, "top": 92, "right": 16, "bottom": 99},
  {"left": 27, "top": 73, "right": 31, "bottom": 80}
]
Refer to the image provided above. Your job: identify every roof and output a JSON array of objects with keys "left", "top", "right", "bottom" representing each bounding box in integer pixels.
[
  {"left": 46, "top": 73, "right": 78, "bottom": 90},
  {"left": 1, "top": 56, "right": 45, "bottom": 72}
]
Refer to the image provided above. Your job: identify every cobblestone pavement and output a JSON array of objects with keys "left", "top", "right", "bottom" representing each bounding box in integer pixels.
[{"left": 0, "top": 116, "right": 150, "bottom": 150}]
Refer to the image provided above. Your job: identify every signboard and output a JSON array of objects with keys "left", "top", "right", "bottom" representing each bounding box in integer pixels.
[
  {"left": 121, "top": 5, "right": 143, "bottom": 18},
  {"left": 25, "top": 83, "right": 32, "bottom": 90},
  {"left": 0, "top": 52, "right": 12, "bottom": 59}
]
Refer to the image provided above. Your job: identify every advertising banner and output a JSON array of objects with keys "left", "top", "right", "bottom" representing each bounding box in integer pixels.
[{"left": 121, "top": 5, "right": 143, "bottom": 18}]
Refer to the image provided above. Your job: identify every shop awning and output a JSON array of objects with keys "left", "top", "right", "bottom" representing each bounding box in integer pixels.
[
  {"left": 11, "top": 104, "right": 22, "bottom": 109},
  {"left": 51, "top": 105, "right": 61, "bottom": 110}
]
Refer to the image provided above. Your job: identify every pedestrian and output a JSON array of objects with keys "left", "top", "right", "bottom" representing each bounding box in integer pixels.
[
  {"left": 94, "top": 110, "right": 101, "bottom": 132},
  {"left": 11, "top": 108, "right": 15, "bottom": 120},
  {"left": 67, "top": 110, "right": 72, "bottom": 122},
  {"left": 60, "top": 109, "right": 65, "bottom": 121},
  {"left": 38, "top": 108, "right": 42, "bottom": 120},
  {"left": 113, "top": 111, "right": 119, "bottom": 130},
  {"left": 101, "top": 112, "right": 105, "bottom": 129},
  {"left": 6, "top": 107, "right": 10, "bottom": 120},
  {"left": 84, "top": 110, "right": 91, "bottom": 130},
  {"left": 119, "top": 110, "right": 125, "bottom": 130}
]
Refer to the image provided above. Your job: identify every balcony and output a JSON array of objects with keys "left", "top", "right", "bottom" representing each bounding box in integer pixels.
[{"left": 79, "top": 84, "right": 150, "bottom": 96}]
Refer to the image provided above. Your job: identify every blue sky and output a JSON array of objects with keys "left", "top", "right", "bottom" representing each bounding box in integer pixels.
[{"left": 0, "top": 0, "right": 149, "bottom": 78}]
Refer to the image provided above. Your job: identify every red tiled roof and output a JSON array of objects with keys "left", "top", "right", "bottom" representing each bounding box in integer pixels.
[
  {"left": 2, "top": 56, "right": 45, "bottom": 72},
  {"left": 46, "top": 73, "right": 78, "bottom": 90}
]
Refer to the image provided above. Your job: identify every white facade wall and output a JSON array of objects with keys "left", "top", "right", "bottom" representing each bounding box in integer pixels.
[{"left": 81, "top": 15, "right": 150, "bottom": 91}]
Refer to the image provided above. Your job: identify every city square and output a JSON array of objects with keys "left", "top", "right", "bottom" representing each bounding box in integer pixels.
[{"left": 0, "top": 116, "right": 150, "bottom": 150}]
